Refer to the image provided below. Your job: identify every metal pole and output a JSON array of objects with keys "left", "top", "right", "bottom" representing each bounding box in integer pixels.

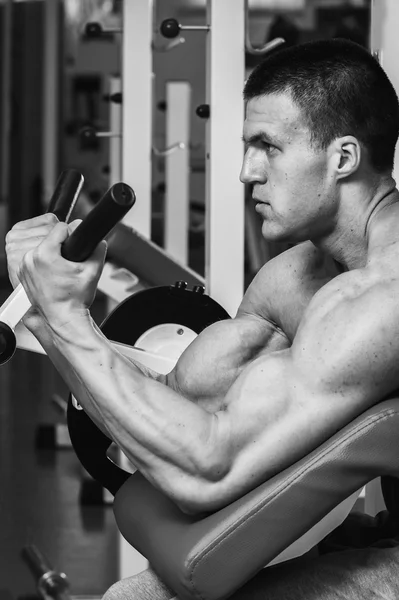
[
  {"left": 165, "top": 81, "right": 191, "bottom": 264},
  {"left": 370, "top": 0, "right": 399, "bottom": 184},
  {"left": 109, "top": 76, "right": 122, "bottom": 185},
  {"left": 42, "top": 0, "right": 60, "bottom": 206},
  {"left": 205, "top": 0, "right": 245, "bottom": 316},
  {"left": 21, "top": 544, "right": 71, "bottom": 600},
  {"left": 0, "top": 0, "right": 12, "bottom": 265},
  {"left": 121, "top": 0, "right": 153, "bottom": 237}
]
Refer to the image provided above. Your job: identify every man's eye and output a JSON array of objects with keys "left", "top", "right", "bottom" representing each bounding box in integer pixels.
[
  {"left": 262, "top": 142, "right": 274, "bottom": 152},
  {"left": 243, "top": 140, "right": 276, "bottom": 153}
]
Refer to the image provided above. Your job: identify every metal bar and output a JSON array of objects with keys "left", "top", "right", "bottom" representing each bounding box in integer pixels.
[
  {"left": 21, "top": 544, "right": 71, "bottom": 600},
  {"left": 106, "top": 222, "right": 204, "bottom": 288},
  {"left": 164, "top": 81, "right": 191, "bottom": 264},
  {"left": 205, "top": 0, "right": 245, "bottom": 316},
  {"left": 0, "top": 0, "right": 12, "bottom": 265},
  {"left": 42, "top": 0, "right": 60, "bottom": 204},
  {"left": 370, "top": 0, "right": 399, "bottom": 183},
  {"left": 109, "top": 76, "right": 122, "bottom": 185},
  {"left": 22, "top": 545, "right": 52, "bottom": 579},
  {"left": 121, "top": 0, "right": 153, "bottom": 236}
]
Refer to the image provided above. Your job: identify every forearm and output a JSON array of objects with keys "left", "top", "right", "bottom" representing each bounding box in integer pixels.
[{"left": 27, "top": 313, "right": 219, "bottom": 506}]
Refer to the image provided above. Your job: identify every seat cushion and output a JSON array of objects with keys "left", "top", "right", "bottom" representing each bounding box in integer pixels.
[{"left": 114, "top": 396, "right": 399, "bottom": 600}]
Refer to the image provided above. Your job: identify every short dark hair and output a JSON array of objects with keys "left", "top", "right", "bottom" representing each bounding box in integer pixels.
[{"left": 244, "top": 39, "right": 399, "bottom": 173}]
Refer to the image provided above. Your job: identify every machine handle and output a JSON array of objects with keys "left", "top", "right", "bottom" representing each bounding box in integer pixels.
[
  {"left": 0, "top": 182, "right": 135, "bottom": 365},
  {"left": 46, "top": 170, "right": 84, "bottom": 221},
  {"left": 61, "top": 182, "right": 135, "bottom": 262}
]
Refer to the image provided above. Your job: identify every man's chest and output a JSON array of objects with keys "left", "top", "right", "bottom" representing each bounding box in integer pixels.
[{"left": 268, "top": 260, "right": 338, "bottom": 343}]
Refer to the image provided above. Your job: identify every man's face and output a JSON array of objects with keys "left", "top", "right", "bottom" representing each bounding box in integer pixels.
[{"left": 240, "top": 92, "right": 337, "bottom": 243}]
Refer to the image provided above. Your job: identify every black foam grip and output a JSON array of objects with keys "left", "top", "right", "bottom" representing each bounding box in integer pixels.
[
  {"left": 46, "top": 170, "right": 84, "bottom": 222},
  {"left": 61, "top": 182, "right": 136, "bottom": 263}
]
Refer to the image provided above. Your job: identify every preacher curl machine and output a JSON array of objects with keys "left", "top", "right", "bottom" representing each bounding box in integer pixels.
[
  {"left": 6, "top": 172, "right": 399, "bottom": 600},
  {"left": 0, "top": 170, "right": 136, "bottom": 364}
]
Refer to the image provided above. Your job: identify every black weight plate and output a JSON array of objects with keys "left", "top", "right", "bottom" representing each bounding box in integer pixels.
[{"left": 101, "top": 284, "right": 230, "bottom": 346}]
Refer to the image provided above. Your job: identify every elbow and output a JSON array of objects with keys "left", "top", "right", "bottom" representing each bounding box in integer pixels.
[
  {"left": 175, "top": 459, "right": 231, "bottom": 516},
  {"left": 175, "top": 498, "right": 209, "bottom": 516},
  {"left": 175, "top": 483, "right": 223, "bottom": 516}
]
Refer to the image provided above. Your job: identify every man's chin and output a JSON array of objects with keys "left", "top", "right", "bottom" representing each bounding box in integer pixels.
[
  {"left": 261, "top": 228, "right": 306, "bottom": 248},
  {"left": 260, "top": 224, "right": 290, "bottom": 244}
]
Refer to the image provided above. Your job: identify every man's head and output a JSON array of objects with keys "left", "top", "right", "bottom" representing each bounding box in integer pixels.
[
  {"left": 244, "top": 38, "right": 399, "bottom": 174},
  {"left": 241, "top": 39, "right": 399, "bottom": 243}
]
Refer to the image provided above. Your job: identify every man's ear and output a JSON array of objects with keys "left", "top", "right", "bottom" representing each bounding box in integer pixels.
[{"left": 334, "top": 135, "right": 361, "bottom": 179}]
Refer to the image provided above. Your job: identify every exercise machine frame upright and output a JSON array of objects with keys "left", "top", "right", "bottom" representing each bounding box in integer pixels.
[{"left": 115, "top": 0, "right": 246, "bottom": 579}]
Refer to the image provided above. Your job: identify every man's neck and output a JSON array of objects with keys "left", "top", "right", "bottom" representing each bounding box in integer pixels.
[{"left": 311, "top": 176, "right": 399, "bottom": 271}]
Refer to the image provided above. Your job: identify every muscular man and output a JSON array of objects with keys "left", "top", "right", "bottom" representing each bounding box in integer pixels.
[{"left": 6, "top": 39, "right": 399, "bottom": 598}]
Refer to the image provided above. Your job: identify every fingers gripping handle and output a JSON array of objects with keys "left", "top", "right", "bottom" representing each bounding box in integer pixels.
[
  {"left": 0, "top": 182, "right": 135, "bottom": 365},
  {"left": 0, "top": 170, "right": 85, "bottom": 364}
]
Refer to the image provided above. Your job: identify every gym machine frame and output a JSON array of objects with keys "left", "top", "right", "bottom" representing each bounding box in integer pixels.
[{"left": 112, "top": 0, "right": 246, "bottom": 577}]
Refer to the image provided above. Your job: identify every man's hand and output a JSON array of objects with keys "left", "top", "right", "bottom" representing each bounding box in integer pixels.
[
  {"left": 5, "top": 214, "right": 107, "bottom": 331},
  {"left": 6, "top": 213, "right": 59, "bottom": 289}
]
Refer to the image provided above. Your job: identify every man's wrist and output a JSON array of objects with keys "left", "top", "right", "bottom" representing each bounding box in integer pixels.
[{"left": 23, "top": 307, "right": 93, "bottom": 342}]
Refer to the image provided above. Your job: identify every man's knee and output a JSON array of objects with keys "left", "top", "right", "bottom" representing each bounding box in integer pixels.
[
  {"left": 102, "top": 568, "right": 175, "bottom": 600},
  {"left": 102, "top": 579, "right": 128, "bottom": 600},
  {"left": 103, "top": 578, "right": 147, "bottom": 600}
]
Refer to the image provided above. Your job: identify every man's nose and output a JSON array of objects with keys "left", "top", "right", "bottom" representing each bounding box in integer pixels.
[{"left": 239, "top": 150, "right": 266, "bottom": 185}]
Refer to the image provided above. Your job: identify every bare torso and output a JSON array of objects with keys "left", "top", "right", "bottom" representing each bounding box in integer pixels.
[{"left": 171, "top": 200, "right": 399, "bottom": 418}]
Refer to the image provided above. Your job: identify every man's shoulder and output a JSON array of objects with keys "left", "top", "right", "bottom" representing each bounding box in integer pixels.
[
  {"left": 313, "top": 258, "right": 399, "bottom": 307},
  {"left": 368, "top": 235, "right": 399, "bottom": 280},
  {"left": 292, "top": 263, "right": 399, "bottom": 408},
  {"left": 351, "top": 262, "right": 399, "bottom": 312},
  {"left": 245, "top": 241, "right": 321, "bottom": 290},
  {"left": 239, "top": 242, "right": 332, "bottom": 339}
]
